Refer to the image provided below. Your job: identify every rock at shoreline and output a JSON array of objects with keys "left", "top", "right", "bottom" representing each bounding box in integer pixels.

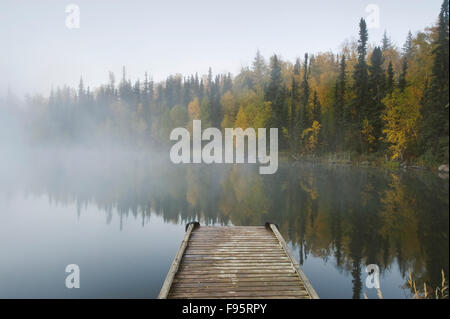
[{"left": 438, "top": 164, "right": 449, "bottom": 173}]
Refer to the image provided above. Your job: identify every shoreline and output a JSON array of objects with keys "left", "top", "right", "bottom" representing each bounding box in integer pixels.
[{"left": 283, "top": 152, "right": 449, "bottom": 175}]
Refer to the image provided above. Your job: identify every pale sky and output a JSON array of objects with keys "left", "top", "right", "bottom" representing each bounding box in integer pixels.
[{"left": 0, "top": 0, "right": 443, "bottom": 97}]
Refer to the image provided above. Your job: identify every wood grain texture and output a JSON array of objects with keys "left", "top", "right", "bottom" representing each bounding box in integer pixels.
[{"left": 159, "top": 225, "right": 318, "bottom": 299}]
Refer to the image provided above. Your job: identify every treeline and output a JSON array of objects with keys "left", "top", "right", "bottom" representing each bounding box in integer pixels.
[{"left": 24, "top": 0, "right": 448, "bottom": 165}]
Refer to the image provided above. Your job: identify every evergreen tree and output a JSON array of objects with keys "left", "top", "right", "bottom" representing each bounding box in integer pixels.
[
  {"left": 312, "top": 90, "right": 321, "bottom": 123},
  {"left": 294, "top": 58, "right": 301, "bottom": 75},
  {"left": 265, "top": 55, "right": 287, "bottom": 147},
  {"left": 420, "top": 0, "right": 449, "bottom": 162},
  {"left": 108, "top": 71, "right": 116, "bottom": 96},
  {"left": 352, "top": 18, "right": 370, "bottom": 150},
  {"left": 200, "top": 96, "right": 212, "bottom": 127},
  {"left": 367, "top": 46, "right": 386, "bottom": 149},
  {"left": 312, "top": 90, "right": 323, "bottom": 150},
  {"left": 133, "top": 79, "right": 141, "bottom": 111},
  {"left": 78, "top": 77, "right": 85, "bottom": 105},
  {"left": 402, "top": 30, "right": 414, "bottom": 59},
  {"left": 289, "top": 69, "right": 300, "bottom": 151},
  {"left": 142, "top": 72, "right": 152, "bottom": 132},
  {"left": 209, "top": 75, "right": 222, "bottom": 128},
  {"left": 252, "top": 50, "right": 267, "bottom": 89},
  {"left": 199, "top": 79, "right": 205, "bottom": 101},
  {"left": 386, "top": 61, "right": 395, "bottom": 96},
  {"left": 207, "top": 67, "right": 213, "bottom": 90},
  {"left": 398, "top": 58, "right": 408, "bottom": 92},
  {"left": 223, "top": 73, "right": 233, "bottom": 93},
  {"left": 119, "top": 66, "right": 133, "bottom": 105},
  {"left": 382, "top": 30, "right": 392, "bottom": 51},
  {"left": 334, "top": 54, "right": 347, "bottom": 151},
  {"left": 299, "top": 53, "right": 310, "bottom": 135}
]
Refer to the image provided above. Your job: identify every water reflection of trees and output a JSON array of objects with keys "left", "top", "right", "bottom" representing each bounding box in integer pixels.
[{"left": 6, "top": 154, "right": 448, "bottom": 298}]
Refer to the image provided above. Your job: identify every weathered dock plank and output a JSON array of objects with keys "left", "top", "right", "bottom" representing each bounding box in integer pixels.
[{"left": 158, "top": 224, "right": 318, "bottom": 299}]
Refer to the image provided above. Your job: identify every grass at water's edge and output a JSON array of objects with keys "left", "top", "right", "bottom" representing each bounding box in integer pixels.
[{"left": 406, "top": 270, "right": 449, "bottom": 299}]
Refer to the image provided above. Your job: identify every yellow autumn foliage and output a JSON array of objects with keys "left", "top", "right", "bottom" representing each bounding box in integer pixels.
[
  {"left": 301, "top": 120, "right": 321, "bottom": 154},
  {"left": 382, "top": 87, "right": 421, "bottom": 161}
]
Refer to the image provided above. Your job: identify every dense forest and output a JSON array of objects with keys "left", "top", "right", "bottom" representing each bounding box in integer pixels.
[{"left": 8, "top": 0, "right": 449, "bottom": 166}]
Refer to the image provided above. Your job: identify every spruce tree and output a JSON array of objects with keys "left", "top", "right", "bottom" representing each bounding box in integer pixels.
[
  {"left": 312, "top": 90, "right": 323, "bottom": 151},
  {"left": 367, "top": 46, "right": 386, "bottom": 148},
  {"left": 209, "top": 75, "right": 221, "bottom": 128},
  {"left": 119, "top": 66, "right": 133, "bottom": 105},
  {"left": 352, "top": 18, "right": 369, "bottom": 151},
  {"left": 299, "top": 53, "right": 310, "bottom": 134},
  {"left": 386, "top": 61, "right": 395, "bottom": 96},
  {"left": 289, "top": 76, "right": 300, "bottom": 151},
  {"left": 78, "top": 77, "right": 85, "bottom": 105},
  {"left": 312, "top": 90, "right": 321, "bottom": 123},
  {"left": 252, "top": 50, "right": 267, "bottom": 89},
  {"left": 398, "top": 58, "right": 408, "bottom": 92},
  {"left": 334, "top": 54, "right": 347, "bottom": 151},
  {"left": 287, "top": 58, "right": 302, "bottom": 152},
  {"left": 382, "top": 31, "right": 392, "bottom": 51},
  {"left": 420, "top": 0, "right": 449, "bottom": 162},
  {"left": 402, "top": 30, "right": 414, "bottom": 59},
  {"left": 142, "top": 72, "right": 152, "bottom": 131},
  {"left": 265, "top": 55, "right": 286, "bottom": 130}
]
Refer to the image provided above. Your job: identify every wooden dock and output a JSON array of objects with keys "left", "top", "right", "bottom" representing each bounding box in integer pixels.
[{"left": 158, "top": 223, "right": 319, "bottom": 299}]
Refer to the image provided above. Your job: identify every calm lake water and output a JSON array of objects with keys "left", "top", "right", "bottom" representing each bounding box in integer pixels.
[{"left": 0, "top": 149, "right": 448, "bottom": 298}]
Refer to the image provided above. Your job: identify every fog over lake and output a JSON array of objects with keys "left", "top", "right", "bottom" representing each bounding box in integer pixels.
[{"left": 0, "top": 148, "right": 448, "bottom": 298}]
